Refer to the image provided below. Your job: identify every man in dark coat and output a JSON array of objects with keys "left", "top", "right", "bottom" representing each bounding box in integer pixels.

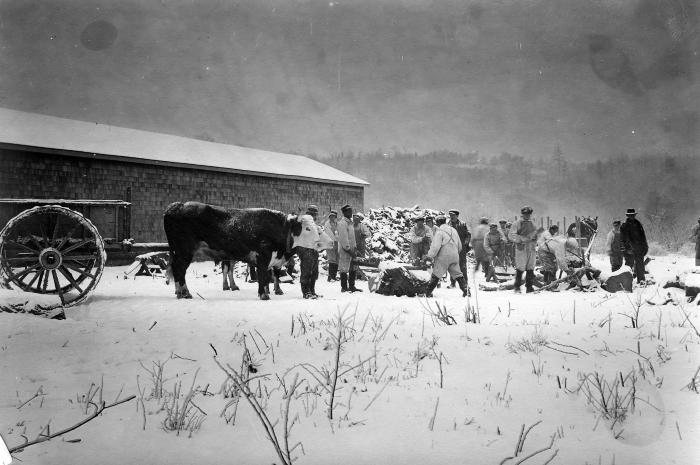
[
  {"left": 691, "top": 216, "right": 700, "bottom": 266},
  {"left": 448, "top": 209, "right": 471, "bottom": 288},
  {"left": 620, "top": 208, "right": 648, "bottom": 283}
]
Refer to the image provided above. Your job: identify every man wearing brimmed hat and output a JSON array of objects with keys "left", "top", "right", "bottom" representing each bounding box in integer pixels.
[
  {"left": 323, "top": 210, "right": 340, "bottom": 281},
  {"left": 337, "top": 204, "right": 362, "bottom": 292},
  {"left": 424, "top": 215, "right": 470, "bottom": 297},
  {"left": 620, "top": 208, "right": 648, "bottom": 283},
  {"left": 484, "top": 222, "right": 505, "bottom": 282},
  {"left": 508, "top": 206, "right": 538, "bottom": 293},
  {"left": 691, "top": 216, "right": 700, "bottom": 266},
  {"left": 409, "top": 216, "right": 433, "bottom": 262},
  {"left": 606, "top": 219, "right": 624, "bottom": 272},
  {"left": 448, "top": 209, "right": 471, "bottom": 288}
]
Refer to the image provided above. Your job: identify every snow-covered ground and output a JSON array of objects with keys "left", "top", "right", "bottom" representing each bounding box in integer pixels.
[{"left": 1, "top": 254, "right": 699, "bottom": 465}]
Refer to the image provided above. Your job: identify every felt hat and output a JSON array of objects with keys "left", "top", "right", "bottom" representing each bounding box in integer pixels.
[
  {"left": 307, "top": 204, "right": 319, "bottom": 213},
  {"left": 328, "top": 210, "right": 338, "bottom": 217},
  {"left": 521, "top": 206, "right": 533, "bottom": 214},
  {"left": 341, "top": 204, "right": 352, "bottom": 212},
  {"left": 626, "top": 208, "right": 636, "bottom": 215}
]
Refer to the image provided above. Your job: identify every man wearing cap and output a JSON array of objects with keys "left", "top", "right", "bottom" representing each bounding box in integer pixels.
[
  {"left": 323, "top": 210, "right": 340, "bottom": 281},
  {"left": 484, "top": 222, "right": 505, "bottom": 282},
  {"left": 605, "top": 220, "right": 624, "bottom": 272},
  {"left": 409, "top": 217, "right": 433, "bottom": 263},
  {"left": 471, "top": 217, "right": 491, "bottom": 276},
  {"left": 448, "top": 210, "right": 471, "bottom": 288},
  {"left": 509, "top": 206, "right": 538, "bottom": 293},
  {"left": 337, "top": 204, "right": 362, "bottom": 292},
  {"left": 620, "top": 208, "right": 648, "bottom": 283},
  {"left": 295, "top": 205, "right": 324, "bottom": 299},
  {"left": 691, "top": 216, "right": 700, "bottom": 266},
  {"left": 424, "top": 215, "right": 470, "bottom": 297}
]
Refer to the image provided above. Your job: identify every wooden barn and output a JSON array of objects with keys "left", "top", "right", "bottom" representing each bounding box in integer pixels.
[{"left": 0, "top": 108, "right": 368, "bottom": 247}]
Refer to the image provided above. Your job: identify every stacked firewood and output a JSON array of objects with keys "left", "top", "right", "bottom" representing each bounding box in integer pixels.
[{"left": 364, "top": 205, "right": 445, "bottom": 262}]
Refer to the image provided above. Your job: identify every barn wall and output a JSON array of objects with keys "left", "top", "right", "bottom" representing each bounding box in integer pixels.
[{"left": 0, "top": 149, "right": 364, "bottom": 242}]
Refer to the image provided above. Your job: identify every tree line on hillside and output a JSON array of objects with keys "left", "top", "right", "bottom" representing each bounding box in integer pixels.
[{"left": 308, "top": 149, "right": 700, "bottom": 250}]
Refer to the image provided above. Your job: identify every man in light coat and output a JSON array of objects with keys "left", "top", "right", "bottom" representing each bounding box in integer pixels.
[
  {"left": 605, "top": 220, "right": 623, "bottom": 272},
  {"left": 409, "top": 217, "right": 433, "bottom": 262},
  {"left": 323, "top": 210, "right": 339, "bottom": 281},
  {"left": 448, "top": 209, "right": 471, "bottom": 288},
  {"left": 509, "top": 206, "right": 538, "bottom": 293},
  {"left": 483, "top": 223, "right": 505, "bottom": 282},
  {"left": 337, "top": 204, "right": 362, "bottom": 292},
  {"left": 424, "top": 215, "right": 470, "bottom": 297},
  {"left": 293, "top": 205, "right": 331, "bottom": 299},
  {"left": 471, "top": 217, "right": 490, "bottom": 275}
]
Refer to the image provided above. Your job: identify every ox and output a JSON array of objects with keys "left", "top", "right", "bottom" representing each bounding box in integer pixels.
[{"left": 163, "top": 201, "right": 302, "bottom": 300}]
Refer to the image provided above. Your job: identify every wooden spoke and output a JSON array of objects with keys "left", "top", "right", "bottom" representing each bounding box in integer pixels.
[
  {"left": 5, "top": 256, "right": 41, "bottom": 264},
  {"left": 52, "top": 270, "right": 65, "bottom": 304},
  {"left": 62, "top": 261, "right": 96, "bottom": 280},
  {"left": 25, "top": 269, "right": 43, "bottom": 289},
  {"left": 51, "top": 214, "right": 60, "bottom": 246},
  {"left": 41, "top": 270, "right": 50, "bottom": 293},
  {"left": 39, "top": 222, "right": 49, "bottom": 248},
  {"left": 63, "top": 254, "right": 99, "bottom": 262},
  {"left": 6, "top": 239, "right": 39, "bottom": 255},
  {"left": 62, "top": 238, "right": 96, "bottom": 255},
  {"left": 6, "top": 263, "right": 41, "bottom": 282},
  {"left": 56, "top": 226, "right": 77, "bottom": 251},
  {"left": 58, "top": 266, "right": 83, "bottom": 293}
]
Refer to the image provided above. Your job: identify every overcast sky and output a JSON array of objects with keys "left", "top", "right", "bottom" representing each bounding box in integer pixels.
[{"left": 0, "top": 0, "right": 697, "bottom": 160}]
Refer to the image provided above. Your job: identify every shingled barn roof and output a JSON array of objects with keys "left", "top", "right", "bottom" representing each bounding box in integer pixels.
[{"left": 0, "top": 108, "right": 368, "bottom": 187}]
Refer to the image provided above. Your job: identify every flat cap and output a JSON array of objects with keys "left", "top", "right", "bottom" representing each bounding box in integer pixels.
[
  {"left": 341, "top": 204, "right": 352, "bottom": 212},
  {"left": 520, "top": 206, "right": 533, "bottom": 214},
  {"left": 329, "top": 210, "right": 338, "bottom": 217},
  {"left": 307, "top": 204, "right": 319, "bottom": 213},
  {"left": 448, "top": 209, "right": 460, "bottom": 216}
]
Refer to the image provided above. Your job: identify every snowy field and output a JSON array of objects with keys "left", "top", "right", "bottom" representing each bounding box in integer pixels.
[{"left": 1, "top": 254, "right": 699, "bottom": 465}]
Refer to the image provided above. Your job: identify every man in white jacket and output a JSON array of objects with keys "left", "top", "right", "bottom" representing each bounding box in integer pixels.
[
  {"left": 294, "top": 205, "right": 328, "bottom": 299},
  {"left": 424, "top": 215, "right": 470, "bottom": 297}
]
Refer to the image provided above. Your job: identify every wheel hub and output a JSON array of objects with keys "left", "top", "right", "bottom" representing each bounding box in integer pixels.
[{"left": 39, "top": 247, "right": 63, "bottom": 270}]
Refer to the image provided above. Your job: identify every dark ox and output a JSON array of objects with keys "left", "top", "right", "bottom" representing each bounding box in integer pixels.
[{"left": 163, "top": 201, "right": 302, "bottom": 300}]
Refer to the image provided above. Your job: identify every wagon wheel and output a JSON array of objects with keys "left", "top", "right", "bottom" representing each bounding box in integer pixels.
[{"left": 0, "top": 205, "right": 106, "bottom": 308}]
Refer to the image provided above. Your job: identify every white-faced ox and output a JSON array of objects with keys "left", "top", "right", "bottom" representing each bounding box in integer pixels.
[{"left": 163, "top": 201, "right": 304, "bottom": 300}]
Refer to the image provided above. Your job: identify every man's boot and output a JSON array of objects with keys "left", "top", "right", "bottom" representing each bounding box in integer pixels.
[
  {"left": 525, "top": 270, "right": 535, "bottom": 293},
  {"left": 425, "top": 275, "right": 440, "bottom": 297},
  {"left": 311, "top": 281, "right": 322, "bottom": 299},
  {"left": 485, "top": 266, "right": 496, "bottom": 283},
  {"left": 340, "top": 273, "right": 348, "bottom": 292},
  {"left": 456, "top": 276, "right": 470, "bottom": 297},
  {"left": 348, "top": 270, "right": 363, "bottom": 292},
  {"left": 514, "top": 270, "right": 523, "bottom": 293},
  {"left": 301, "top": 282, "right": 310, "bottom": 299}
]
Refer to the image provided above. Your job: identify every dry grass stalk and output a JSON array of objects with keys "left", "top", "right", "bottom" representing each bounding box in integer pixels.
[
  {"left": 213, "top": 355, "right": 304, "bottom": 465},
  {"left": 499, "top": 420, "right": 558, "bottom": 465},
  {"left": 8, "top": 385, "right": 134, "bottom": 454},
  {"left": 420, "top": 299, "right": 457, "bottom": 326},
  {"left": 162, "top": 368, "right": 206, "bottom": 437}
]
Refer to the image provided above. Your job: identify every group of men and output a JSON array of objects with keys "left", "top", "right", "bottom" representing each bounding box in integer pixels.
[
  {"left": 295, "top": 203, "right": 370, "bottom": 299},
  {"left": 293, "top": 202, "right": 698, "bottom": 299}
]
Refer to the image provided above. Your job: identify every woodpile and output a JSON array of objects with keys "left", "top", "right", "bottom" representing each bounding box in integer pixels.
[{"left": 364, "top": 205, "right": 444, "bottom": 262}]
